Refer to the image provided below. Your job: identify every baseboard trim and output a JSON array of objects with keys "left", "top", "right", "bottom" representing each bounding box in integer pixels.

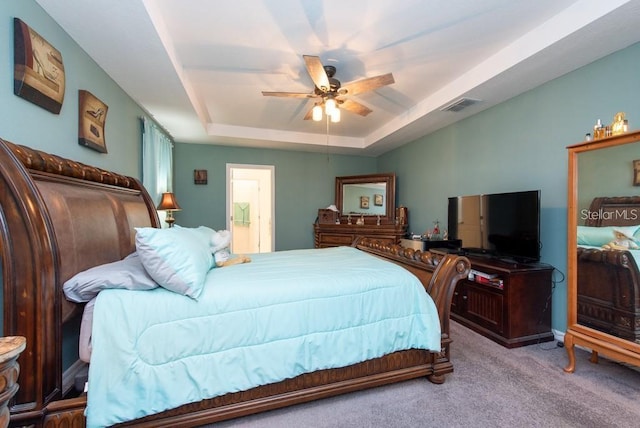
[{"left": 553, "top": 328, "right": 565, "bottom": 343}]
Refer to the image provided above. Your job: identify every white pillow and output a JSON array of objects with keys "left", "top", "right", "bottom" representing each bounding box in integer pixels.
[
  {"left": 63, "top": 252, "right": 158, "bottom": 303},
  {"left": 135, "top": 226, "right": 214, "bottom": 299}
]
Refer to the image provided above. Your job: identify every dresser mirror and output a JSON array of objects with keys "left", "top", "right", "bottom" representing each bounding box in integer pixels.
[
  {"left": 336, "top": 173, "right": 396, "bottom": 223},
  {"left": 565, "top": 130, "right": 640, "bottom": 372}
]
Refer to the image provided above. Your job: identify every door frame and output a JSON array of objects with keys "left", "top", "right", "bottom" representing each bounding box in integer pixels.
[{"left": 226, "top": 163, "right": 275, "bottom": 253}]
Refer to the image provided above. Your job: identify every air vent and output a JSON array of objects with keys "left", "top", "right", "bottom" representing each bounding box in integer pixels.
[{"left": 440, "top": 97, "right": 481, "bottom": 112}]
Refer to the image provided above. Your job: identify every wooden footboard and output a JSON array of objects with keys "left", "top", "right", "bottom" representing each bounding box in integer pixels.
[
  {"left": 0, "top": 137, "right": 470, "bottom": 427},
  {"left": 577, "top": 246, "right": 640, "bottom": 341}
]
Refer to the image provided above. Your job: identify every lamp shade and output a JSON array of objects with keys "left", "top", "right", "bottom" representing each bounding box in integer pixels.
[
  {"left": 330, "top": 107, "right": 340, "bottom": 123},
  {"left": 157, "top": 192, "right": 181, "bottom": 211},
  {"left": 324, "top": 98, "right": 337, "bottom": 115},
  {"left": 312, "top": 104, "right": 323, "bottom": 121}
]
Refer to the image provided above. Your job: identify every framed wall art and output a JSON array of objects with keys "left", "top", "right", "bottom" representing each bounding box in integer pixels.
[
  {"left": 13, "top": 18, "right": 65, "bottom": 114},
  {"left": 194, "top": 169, "right": 208, "bottom": 185},
  {"left": 360, "top": 196, "right": 370, "bottom": 209},
  {"left": 374, "top": 194, "right": 383, "bottom": 206},
  {"left": 78, "top": 90, "right": 108, "bottom": 153},
  {"left": 634, "top": 159, "right": 640, "bottom": 186}
]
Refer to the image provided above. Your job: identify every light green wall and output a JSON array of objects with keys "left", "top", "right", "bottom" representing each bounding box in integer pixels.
[
  {"left": 379, "top": 42, "right": 640, "bottom": 332},
  {"left": 174, "top": 143, "right": 377, "bottom": 250},
  {"left": 0, "top": 0, "right": 147, "bottom": 176},
  {"left": 0, "top": 0, "right": 152, "bottom": 367}
]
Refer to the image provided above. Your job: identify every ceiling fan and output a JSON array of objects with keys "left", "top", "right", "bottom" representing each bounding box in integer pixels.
[{"left": 262, "top": 55, "right": 394, "bottom": 122}]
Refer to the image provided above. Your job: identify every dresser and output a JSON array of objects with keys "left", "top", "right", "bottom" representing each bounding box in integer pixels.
[{"left": 314, "top": 223, "right": 407, "bottom": 248}]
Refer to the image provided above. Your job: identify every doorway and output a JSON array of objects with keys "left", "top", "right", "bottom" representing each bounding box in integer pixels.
[{"left": 226, "top": 164, "right": 274, "bottom": 254}]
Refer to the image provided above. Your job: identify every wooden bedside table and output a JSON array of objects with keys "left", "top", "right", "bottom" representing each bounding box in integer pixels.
[{"left": 0, "top": 336, "right": 26, "bottom": 428}]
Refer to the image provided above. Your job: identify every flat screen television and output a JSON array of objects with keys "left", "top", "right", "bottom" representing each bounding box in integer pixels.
[{"left": 447, "top": 190, "right": 541, "bottom": 262}]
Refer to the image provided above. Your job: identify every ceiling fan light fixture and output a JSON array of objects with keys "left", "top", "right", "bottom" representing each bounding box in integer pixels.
[
  {"left": 312, "top": 104, "right": 323, "bottom": 121},
  {"left": 330, "top": 107, "right": 340, "bottom": 123},
  {"left": 325, "top": 98, "right": 337, "bottom": 116}
]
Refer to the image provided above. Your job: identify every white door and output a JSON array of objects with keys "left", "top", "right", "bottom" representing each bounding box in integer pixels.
[{"left": 226, "top": 164, "right": 274, "bottom": 254}]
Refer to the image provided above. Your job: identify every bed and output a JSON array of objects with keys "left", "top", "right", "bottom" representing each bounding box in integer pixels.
[
  {"left": 0, "top": 137, "right": 471, "bottom": 427},
  {"left": 576, "top": 196, "right": 640, "bottom": 342}
]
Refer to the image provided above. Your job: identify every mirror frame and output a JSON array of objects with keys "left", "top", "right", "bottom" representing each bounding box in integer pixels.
[
  {"left": 565, "top": 130, "right": 640, "bottom": 371},
  {"left": 335, "top": 173, "right": 396, "bottom": 224}
]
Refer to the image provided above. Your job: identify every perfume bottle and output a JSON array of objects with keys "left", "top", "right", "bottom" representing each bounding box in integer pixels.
[{"left": 594, "top": 119, "right": 603, "bottom": 139}]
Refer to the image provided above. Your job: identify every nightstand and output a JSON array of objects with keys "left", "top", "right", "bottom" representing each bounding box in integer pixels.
[{"left": 0, "top": 336, "right": 26, "bottom": 428}]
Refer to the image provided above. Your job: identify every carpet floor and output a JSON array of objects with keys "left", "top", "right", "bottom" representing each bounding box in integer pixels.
[{"left": 210, "top": 321, "right": 640, "bottom": 427}]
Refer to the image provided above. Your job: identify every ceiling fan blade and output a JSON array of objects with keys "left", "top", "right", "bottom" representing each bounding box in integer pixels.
[
  {"left": 262, "top": 91, "right": 316, "bottom": 98},
  {"left": 339, "top": 73, "right": 395, "bottom": 96},
  {"left": 303, "top": 55, "right": 330, "bottom": 92},
  {"left": 339, "top": 99, "right": 373, "bottom": 116}
]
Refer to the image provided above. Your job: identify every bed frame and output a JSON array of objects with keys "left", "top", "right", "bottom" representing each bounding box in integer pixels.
[
  {"left": 0, "top": 138, "right": 471, "bottom": 427},
  {"left": 577, "top": 196, "right": 640, "bottom": 342}
]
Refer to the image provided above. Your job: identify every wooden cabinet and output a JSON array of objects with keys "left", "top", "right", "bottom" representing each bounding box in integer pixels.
[
  {"left": 314, "top": 223, "right": 407, "bottom": 248},
  {"left": 451, "top": 257, "right": 554, "bottom": 348}
]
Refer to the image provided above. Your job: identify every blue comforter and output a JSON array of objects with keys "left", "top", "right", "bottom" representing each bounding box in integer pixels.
[{"left": 86, "top": 246, "right": 441, "bottom": 427}]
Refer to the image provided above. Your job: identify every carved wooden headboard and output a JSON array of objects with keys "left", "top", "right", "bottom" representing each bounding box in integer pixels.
[
  {"left": 585, "top": 196, "right": 640, "bottom": 227},
  {"left": 0, "top": 138, "right": 159, "bottom": 421}
]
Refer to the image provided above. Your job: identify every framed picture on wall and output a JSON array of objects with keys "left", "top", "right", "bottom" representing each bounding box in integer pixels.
[
  {"left": 634, "top": 159, "right": 640, "bottom": 186},
  {"left": 78, "top": 90, "right": 108, "bottom": 153},
  {"left": 374, "top": 194, "right": 383, "bottom": 206},
  {"left": 13, "top": 18, "right": 65, "bottom": 114},
  {"left": 194, "top": 169, "right": 208, "bottom": 184},
  {"left": 360, "top": 196, "right": 370, "bottom": 209}
]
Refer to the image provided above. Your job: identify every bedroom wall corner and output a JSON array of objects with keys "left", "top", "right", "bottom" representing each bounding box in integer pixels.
[{"left": 377, "top": 41, "right": 640, "bottom": 334}]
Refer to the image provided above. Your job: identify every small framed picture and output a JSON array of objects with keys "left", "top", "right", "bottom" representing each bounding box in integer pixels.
[
  {"left": 194, "top": 169, "right": 208, "bottom": 185},
  {"left": 360, "top": 196, "right": 370, "bottom": 209},
  {"left": 374, "top": 194, "right": 383, "bottom": 206},
  {"left": 78, "top": 90, "right": 108, "bottom": 153},
  {"left": 634, "top": 160, "right": 640, "bottom": 186}
]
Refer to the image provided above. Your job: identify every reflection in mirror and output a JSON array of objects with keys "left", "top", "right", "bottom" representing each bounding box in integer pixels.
[
  {"left": 342, "top": 182, "right": 386, "bottom": 216},
  {"left": 336, "top": 173, "right": 396, "bottom": 223},
  {"left": 574, "top": 138, "right": 640, "bottom": 343}
]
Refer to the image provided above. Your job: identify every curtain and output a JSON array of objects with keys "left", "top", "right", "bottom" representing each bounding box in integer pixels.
[{"left": 142, "top": 117, "right": 174, "bottom": 225}]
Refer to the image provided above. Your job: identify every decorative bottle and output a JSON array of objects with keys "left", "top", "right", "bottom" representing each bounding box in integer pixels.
[{"left": 594, "top": 119, "right": 603, "bottom": 139}]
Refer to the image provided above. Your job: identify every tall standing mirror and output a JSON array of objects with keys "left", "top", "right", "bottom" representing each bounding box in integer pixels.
[
  {"left": 564, "top": 130, "right": 640, "bottom": 372},
  {"left": 336, "top": 173, "right": 396, "bottom": 224}
]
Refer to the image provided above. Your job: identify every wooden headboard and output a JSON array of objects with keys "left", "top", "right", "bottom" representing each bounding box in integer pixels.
[
  {"left": 584, "top": 196, "right": 640, "bottom": 227},
  {"left": 0, "top": 138, "right": 159, "bottom": 420}
]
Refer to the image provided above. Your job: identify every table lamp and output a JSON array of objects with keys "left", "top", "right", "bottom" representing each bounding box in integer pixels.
[{"left": 156, "top": 192, "right": 181, "bottom": 227}]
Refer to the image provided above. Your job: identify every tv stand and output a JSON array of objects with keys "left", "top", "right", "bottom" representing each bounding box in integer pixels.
[{"left": 451, "top": 255, "right": 554, "bottom": 348}]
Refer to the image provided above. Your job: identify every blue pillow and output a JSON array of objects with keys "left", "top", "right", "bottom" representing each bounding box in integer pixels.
[
  {"left": 135, "top": 226, "right": 214, "bottom": 299},
  {"left": 577, "top": 225, "right": 640, "bottom": 247},
  {"left": 63, "top": 252, "right": 159, "bottom": 303},
  {"left": 175, "top": 225, "right": 216, "bottom": 249}
]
